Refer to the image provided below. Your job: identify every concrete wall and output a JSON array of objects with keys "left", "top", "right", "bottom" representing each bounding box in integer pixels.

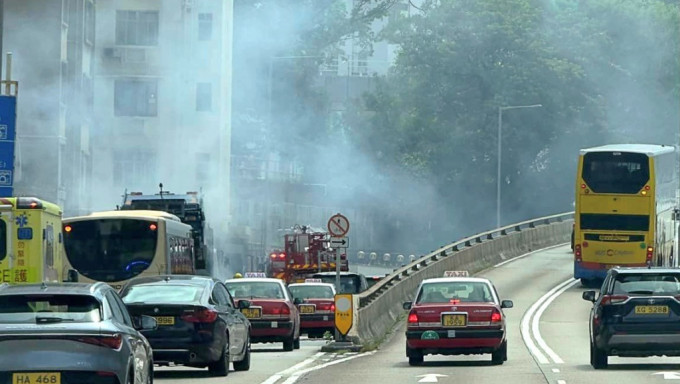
[{"left": 349, "top": 215, "right": 573, "bottom": 345}]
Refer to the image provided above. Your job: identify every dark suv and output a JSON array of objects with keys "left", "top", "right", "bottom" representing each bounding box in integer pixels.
[{"left": 582, "top": 267, "right": 680, "bottom": 369}]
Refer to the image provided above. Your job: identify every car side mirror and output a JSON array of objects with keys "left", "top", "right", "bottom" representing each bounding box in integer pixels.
[
  {"left": 403, "top": 302, "right": 412, "bottom": 310},
  {"left": 501, "top": 300, "right": 513, "bottom": 309},
  {"left": 582, "top": 290, "right": 597, "bottom": 302},
  {"left": 293, "top": 297, "right": 302, "bottom": 305},
  {"left": 237, "top": 300, "right": 251, "bottom": 309},
  {"left": 134, "top": 315, "right": 157, "bottom": 331}
]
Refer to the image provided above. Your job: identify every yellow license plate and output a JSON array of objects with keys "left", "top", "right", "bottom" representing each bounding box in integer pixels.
[
  {"left": 155, "top": 316, "right": 175, "bottom": 325},
  {"left": 241, "top": 308, "right": 262, "bottom": 319},
  {"left": 13, "top": 372, "right": 61, "bottom": 384},
  {"left": 635, "top": 305, "right": 669, "bottom": 314},
  {"left": 299, "top": 305, "right": 315, "bottom": 314},
  {"left": 442, "top": 314, "right": 467, "bottom": 327}
]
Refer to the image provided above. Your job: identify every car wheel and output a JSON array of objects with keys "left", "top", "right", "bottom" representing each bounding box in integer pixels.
[
  {"left": 492, "top": 341, "right": 507, "bottom": 365},
  {"left": 407, "top": 346, "right": 423, "bottom": 366},
  {"left": 127, "top": 368, "right": 134, "bottom": 384},
  {"left": 590, "top": 342, "right": 608, "bottom": 369},
  {"left": 208, "top": 335, "right": 230, "bottom": 376},
  {"left": 283, "top": 336, "right": 294, "bottom": 352},
  {"left": 233, "top": 338, "right": 251, "bottom": 372},
  {"left": 293, "top": 336, "right": 300, "bottom": 350},
  {"left": 148, "top": 365, "right": 154, "bottom": 384}
]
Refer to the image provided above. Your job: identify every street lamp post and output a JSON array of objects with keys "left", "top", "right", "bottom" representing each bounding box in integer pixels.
[{"left": 496, "top": 104, "right": 542, "bottom": 229}]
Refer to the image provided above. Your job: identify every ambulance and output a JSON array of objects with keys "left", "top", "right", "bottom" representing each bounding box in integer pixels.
[{"left": 0, "top": 197, "right": 72, "bottom": 284}]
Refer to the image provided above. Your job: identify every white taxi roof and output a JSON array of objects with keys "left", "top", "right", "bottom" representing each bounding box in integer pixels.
[
  {"left": 224, "top": 277, "right": 284, "bottom": 285},
  {"left": 288, "top": 282, "right": 336, "bottom": 288},
  {"left": 421, "top": 277, "right": 493, "bottom": 285}
]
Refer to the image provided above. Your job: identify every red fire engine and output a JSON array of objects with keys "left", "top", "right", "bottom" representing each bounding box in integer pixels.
[{"left": 267, "top": 225, "right": 348, "bottom": 283}]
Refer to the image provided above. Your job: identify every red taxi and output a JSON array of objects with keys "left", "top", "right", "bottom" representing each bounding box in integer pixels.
[
  {"left": 225, "top": 276, "right": 301, "bottom": 351},
  {"left": 403, "top": 271, "right": 513, "bottom": 366},
  {"left": 288, "top": 280, "right": 336, "bottom": 338}
]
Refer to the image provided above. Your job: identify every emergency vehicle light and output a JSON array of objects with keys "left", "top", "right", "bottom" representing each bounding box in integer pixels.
[
  {"left": 64, "top": 225, "right": 72, "bottom": 233},
  {"left": 16, "top": 198, "right": 43, "bottom": 209}
]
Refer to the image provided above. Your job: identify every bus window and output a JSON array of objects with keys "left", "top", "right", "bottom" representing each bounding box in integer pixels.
[
  {"left": 45, "top": 225, "right": 54, "bottom": 267},
  {"left": 0, "top": 219, "right": 6, "bottom": 262},
  {"left": 582, "top": 152, "right": 649, "bottom": 193},
  {"left": 63, "top": 219, "right": 157, "bottom": 282}
]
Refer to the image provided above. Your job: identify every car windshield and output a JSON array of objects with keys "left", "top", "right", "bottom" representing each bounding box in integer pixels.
[
  {"left": 225, "top": 281, "right": 285, "bottom": 299},
  {"left": 417, "top": 281, "right": 494, "bottom": 304},
  {"left": 0, "top": 294, "right": 101, "bottom": 323},
  {"left": 121, "top": 284, "right": 204, "bottom": 304},
  {"left": 613, "top": 274, "right": 680, "bottom": 295},
  {"left": 289, "top": 285, "right": 334, "bottom": 300}
]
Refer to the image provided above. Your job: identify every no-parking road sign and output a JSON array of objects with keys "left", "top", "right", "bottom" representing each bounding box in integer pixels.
[{"left": 327, "top": 213, "right": 350, "bottom": 238}]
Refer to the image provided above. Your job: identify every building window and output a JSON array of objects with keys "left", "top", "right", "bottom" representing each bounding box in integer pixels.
[
  {"left": 114, "top": 78, "right": 158, "bottom": 117},
  {"left": 196, "top": 153, "right": 210, "bottom": 185},
  {"left": 113, "top": 150, "right": 157, "bottom": 187},
  {"left": 85, "top": 1, "right": 95, "bottom": 45},
  {"left": 196, "top": 82, "right": 212, "bottom": 111},
  {"left": 198, "top": 13, "right": 213, "bottom": 41},
  {"left": 116, "top": 10, "right": 159, "bottom": 46}
]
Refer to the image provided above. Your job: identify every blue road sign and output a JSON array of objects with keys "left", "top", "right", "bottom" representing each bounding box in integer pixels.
[{"left": 0, "top": 95, "right": 17, "bottom": 197}]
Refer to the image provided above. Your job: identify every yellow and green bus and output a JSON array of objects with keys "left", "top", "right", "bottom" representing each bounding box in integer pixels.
[
  {"left": 0, "top": 197, "right": 69, "bottom": 284},
  {"left": 62, "top": 210, "right": 196, "bottom": 291},
  {"left": 573, "top": 144, "right": 678, "bottom": 285}
]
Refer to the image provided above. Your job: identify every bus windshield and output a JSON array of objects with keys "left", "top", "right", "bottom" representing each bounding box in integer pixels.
[
  {"left": 582, "top": 152, "right": 649, "bottom": 193},
  {"left": 63, "top": 219, "right": 158, "bottom": 282}
]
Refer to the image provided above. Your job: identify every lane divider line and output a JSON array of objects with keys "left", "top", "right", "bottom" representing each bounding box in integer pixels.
[
  {"left": 261, "top": 374, "right": 282, "bottom": 384},
  {"left": 521, "top": 278, "right": 575, "bottom": 364},
  {"left": 532, "top": 278, "right": 579, "bottom": 364},
  {"left": 275, "top": 352, "right": 325, "bottom": 376}
]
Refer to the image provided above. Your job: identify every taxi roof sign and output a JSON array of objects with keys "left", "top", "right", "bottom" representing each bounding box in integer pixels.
[
  {"left": 244, "top": 272, "right": 266, "bottom": 278},
  {"left": 443, "top": 271, "right": 469, "bottom": 277},
  {"left": 304, "top": 278, "right": 323, "bottom": 283}
]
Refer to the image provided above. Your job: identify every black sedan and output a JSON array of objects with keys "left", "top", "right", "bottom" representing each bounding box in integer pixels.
[
  {"left": 583, "top": 267, "right": 680, "bottom": 369},
  {"left": 120, "top": 275, "right": 251, "bottom": 376}
]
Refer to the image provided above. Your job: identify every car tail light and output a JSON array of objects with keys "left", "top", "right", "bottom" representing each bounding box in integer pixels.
[
  {"left": 407, "top": 311, "right": 418, "bottom": 324},
  {"left": 575, "top": 244, "right": 582, "bottom": 262},
  {"left": 317, "top": 303, "right": 335, "bottom": 312},
  {"left": 181, "top": 308, "right": 218, "bottom": 323},
  {"left": 96, "top": 372, "right": 116, "bottom": 377},
  {"left": 491, "top": 311, "right": 502, "bottom": 323},
  {"left": 330, "top": 303, "right": 335, "bottom": 312},
  {"left": 600, "top": 295, "right": 628, "bottom": 305},
  {"left": 271, "top": 304, "right": 291, "bottom": 316},
  {"left": 76, "top": 334, "right": 122, "bottom": 350}
]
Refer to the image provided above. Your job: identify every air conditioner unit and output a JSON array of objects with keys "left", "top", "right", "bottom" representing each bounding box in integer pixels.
[{"left": 103, "top": 47, "right": 122, "bottom": 59}]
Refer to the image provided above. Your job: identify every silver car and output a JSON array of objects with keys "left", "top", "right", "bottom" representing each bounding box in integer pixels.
[{"left": 0, "top": 282, "right": 156, "bottom": 384}]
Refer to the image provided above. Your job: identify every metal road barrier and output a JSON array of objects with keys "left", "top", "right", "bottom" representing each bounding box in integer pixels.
[{"left": 349, "top": 211, "right": 575, "bottom": 344}]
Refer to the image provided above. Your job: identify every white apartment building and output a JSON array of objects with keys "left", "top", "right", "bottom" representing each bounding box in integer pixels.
[
  {"left": 92, "top": 0, "right": 233, "bottom": 226},
  {"left": 2, "top": 0, "right": 95, "bottom": 215}
]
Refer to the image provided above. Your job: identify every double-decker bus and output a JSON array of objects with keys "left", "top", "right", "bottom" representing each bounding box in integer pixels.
[
  {"left": 62, "top": 210, "right": 195, "bottom": 290},
  {"left": 0, "top": 197, "right": 69, "bottom": 284},
  {"left": 573, "top": 144, "right": 679, "bottom": 286}
]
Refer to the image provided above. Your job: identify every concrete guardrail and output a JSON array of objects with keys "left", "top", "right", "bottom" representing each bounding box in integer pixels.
[{"left": 347, "top": 211, "right": 575, "bottom": 345}]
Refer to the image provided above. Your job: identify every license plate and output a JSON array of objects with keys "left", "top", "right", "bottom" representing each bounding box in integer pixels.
[
  {"left": 299, "top": 305, "right": 315, "bottom": 314},
  {"left": 442, "top": 314, "right": 467, "bottom": 327},
  {"left": 635, "top": 305, "right": 669, "bottom": 314},
  {"left": 13, "top": 372, "right": 61, "bottom": 384},
  {"left": 155, "top": 316, "right": 175, "bottom": 326},
  {"left": 241, "top": 308, "right": 262, "bottom": 319}
]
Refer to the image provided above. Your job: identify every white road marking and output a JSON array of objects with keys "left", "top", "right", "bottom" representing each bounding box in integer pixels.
[
  {"left": 653, "top": 372, "right": 680, "bottom": 379},
  {"left": 552, "top": 369, "right": 560, "bottom": 373},
  {"left": 532, "top": 278, "right": 579, "bottom": 364},
  {"left": 417, "top": 373, "right": 448, "bottom": 382},
  {"left": 261, "top": 375, "right": 282, "bottom": 384},
  {"left": 275, "top": 352, "right": 324, "bottom": 376},
  {"left": 521, "top": 278, "right": 575, "bottom": 364},
  {"left": 557, "top": 380, "right": 567, "bottom": 384},
  {"left": 282, "top": 376, "right": 301, "bottom": 384},
  {"left": 494, "top": 243, "right": 568, "bottom": 268}
]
